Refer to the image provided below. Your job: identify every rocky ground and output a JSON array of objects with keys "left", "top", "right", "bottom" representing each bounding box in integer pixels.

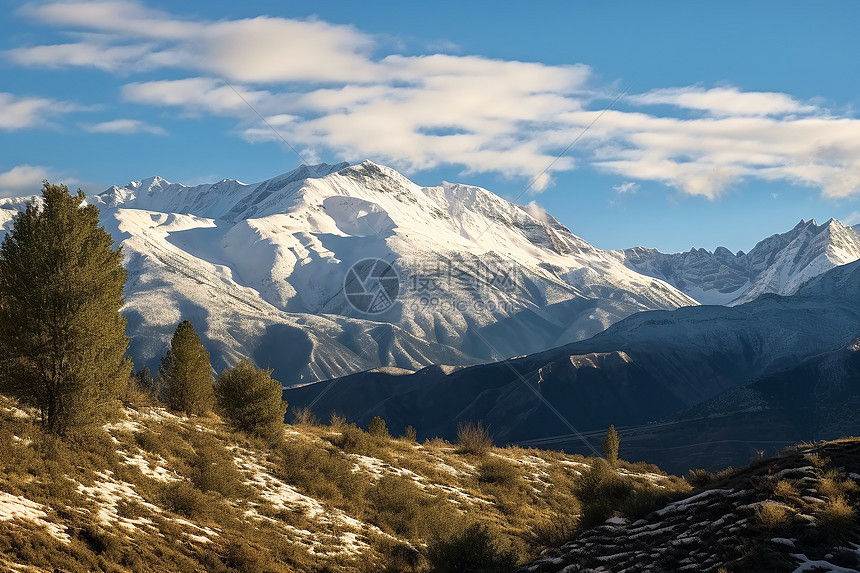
[{"left": 521, "top": 440, "right": 860, "bottom": 573}]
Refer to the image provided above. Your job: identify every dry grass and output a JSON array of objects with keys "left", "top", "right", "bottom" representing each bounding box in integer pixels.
[
  {"left": 456, "top": 421, "right": 493, "bottom": 455},
  {"left": 0, "top": 393, "right": 698, "bottom": 572},
  {"left": 754, "top": 501, "right": 792, "bottom": 530},
  {"left": 817, "top": 497, "right": 857, "bottom": 530},
  {"left": 773, "top": 479, "right": 801, "bottom": 503}
]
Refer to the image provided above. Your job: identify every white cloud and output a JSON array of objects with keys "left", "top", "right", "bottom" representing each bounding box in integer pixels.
[
  {"left": 592, "top": 112, "right": 860, "bottom": 199},
  {"left": 0, "top": 93, "right": 80, "bottom": 130},
  {"left": 613, "top": 181, "right": 639, "bottom": 194},
  {"left": 522, "top": 200, "right": 550, "bottom": 222},
  {"left": 13, "top": 1, "right": 376, "bottom": 83},
  {"left": 629, "top": 86, "right": 815, "bottom": 117},
  {"left": 0, "top": 164, "right": 78, "bottom": 197},
  {"left": 843, "top": 212, "right": 860, "bottom": 226},
  {"left": 83, "top": 118, "right": 167, "bottom": 135},
  {"left": 10, "top": 1, "right": 860, "bottom": 201}
]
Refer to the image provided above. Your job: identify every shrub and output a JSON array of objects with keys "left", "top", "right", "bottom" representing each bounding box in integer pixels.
[
  {"left": 368, "top": 475, "right": 457, "bottom": 540},
  {"left": 619, "top": 487, "right": 678, "bottom": 521},
  {"left": 78, "top": 524, "right": 120, "bottom": 557},
  {"left": 807, "top": 452, "right": 830, "bottom": 468},
  {"left": 375, "top": 539, "right": 425, "bottom": 573},
  {"left": 577, "top": 459, "right": 633, "bottom": 505},
  {"left": 329, "top": 411, "right": 346, "bottom": 428},
  {"left": 190, "top": 440, "right": 246, "bottom": 498},
  {"left": 215, "top": 360, "right": 287, "bottom": 441},
  {"left": 755, "top": 501, "right": 792, "bottom": 530},
  {"left": 368, "top": 415, "right": 390, "bottom": 439},
  {"left": 817, "top": 497, "right": 857, "bottom": 531},
  {"left": 426, "top": 523, "right": 517, "bottom": 573},
  {"left": 222, "top": 538, "right": 270, "bottom": 573},
  {"left": 456, "top": 421, "right": 493, "bottom": 455},
  {"left": 162, "top": 481, "right": 211, "bottom": 519},
  {"left": 290, "top": 406, "right": 318, "bottom": 426},
  {"left": 328, "top": 423, "right": 372, "bottom": 454},
  {"left": 575, "top": 458, "right": 634, "bottom": 528},
  {"left": 773, "top": 479, "right": 800, "bottom": 502},
  {"left": 527, "top": 514, "right": 580, "bottom": 551},
  {"left": 134, "top": 429, "right": 165, "bottom": 455},
  {"left": 276, "top": 438, "right": 367, "bottom": 510},
  {"left": 686, "top": 468, "right": 714, "bottom": 488},
  {"left": 478, "top": 456, "right": 520, "bottom": 486}
]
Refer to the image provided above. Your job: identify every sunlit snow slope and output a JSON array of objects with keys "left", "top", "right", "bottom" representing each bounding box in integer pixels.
[{"left": 65, "top": 161, "right": 697, "bottom": 384}]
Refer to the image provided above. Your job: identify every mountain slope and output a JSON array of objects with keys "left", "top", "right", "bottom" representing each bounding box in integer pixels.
[
  {"left": 287, "top": 259, "right": 860, "bottom": 472},
  {"left": 521, "top": 439, "right": 860, "bottom": 573},
  {"left": 616, "top": 218, "right": 860, "bottom": 305},
  {"left": 0, "top": 394, "right": 688, "bottom": 573},
  {"left": 0, "top": 161, "right": 698, "bottom": 384}
]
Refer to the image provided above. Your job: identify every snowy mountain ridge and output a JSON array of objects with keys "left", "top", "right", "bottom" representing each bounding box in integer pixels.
[
  {"left": 0, "top": 160, "right": 701, "bottom": 385},
  {"left": 616, "top": 217, "right": 860, "bottom": 305},
  {"left": 0, "top": 161, "right": 856, "bottom": 387}
]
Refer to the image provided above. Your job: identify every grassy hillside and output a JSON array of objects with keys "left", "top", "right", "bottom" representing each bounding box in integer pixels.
[{"left": 0, "top": 394, "right": 689, "bottom": 572}]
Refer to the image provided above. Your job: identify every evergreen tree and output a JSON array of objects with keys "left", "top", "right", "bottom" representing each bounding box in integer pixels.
[
  {"left": 160, "top": 321, "right": 214, "bottom": 416},
  {"left": 400, "top": 425, "right": 417, "bottom": 442},
  {"left": 603, "top": 424, "right": 620, "bottom": 466},
  {"left": 215, "top": 360, "right": 287, "bottom": 440},
  {"left": 0, "top": 182, "right": 131, "bottom": 434},
  {"left": 368, "top": 415, "right": 389, "bottom": 438}
]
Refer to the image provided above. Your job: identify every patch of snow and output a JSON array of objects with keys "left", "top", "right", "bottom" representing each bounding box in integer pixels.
[
  {"left": 0, "top": 490, "right": 69, "bottom": 542},
  {"left": 119, "top": 450, "right": 180, "bottom": 482},
  {"left": 790, "top": 553, "right": 860, "bottom": 573},
  {"left": 103, "top": 419, "right": 142, "bottom": 433},
  {"left": 655, "top": 489, "right": 732, "bottom": 516},
  {"left": 351, "top": 453, "right": 424, "bottom": 484},
  {"left": 76, "top": 471, "right": 158, "bottom": 531}
]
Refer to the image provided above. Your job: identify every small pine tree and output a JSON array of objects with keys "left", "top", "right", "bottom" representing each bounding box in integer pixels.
[
  {"left": 368, "top": 415, "right": 390, "bottom": 438},
  {"left": 400, "top": 425, "right": 417, "bottom": 442},
  {"left": 159, "top": 321, "right": 214, "bottom": 416},
  {"left": 215, "top": 360, "right": 287, "bottom": 441},
  {"left": 603, "top": 424, "right": 620, "bottom": 466},
  {"left": 0, "top": 182, "right": 131, "bottom": 434}
]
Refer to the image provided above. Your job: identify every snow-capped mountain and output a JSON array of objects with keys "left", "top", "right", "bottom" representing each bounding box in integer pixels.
[
  {"left": 616, "top": 218, "right": 860, "bottom": 305},
  {"left": 0, "top": 161, "right": 699, "bottom": 385}
]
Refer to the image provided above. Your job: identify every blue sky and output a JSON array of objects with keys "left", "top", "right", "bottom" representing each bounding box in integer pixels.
[{"left": 2, "top": 1, "right": 860, "bottom": 253}]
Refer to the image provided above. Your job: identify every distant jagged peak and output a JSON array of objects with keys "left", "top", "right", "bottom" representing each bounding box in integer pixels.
[{"left": 128, "top": 174, "right": 175, "bottom": 191}]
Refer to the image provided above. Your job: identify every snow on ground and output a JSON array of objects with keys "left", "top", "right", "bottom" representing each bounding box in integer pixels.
[
  {"left": 617, "top": 467, "right": 669, "bottom": 487},
  {"left": 233, "top": 449, "right": 381, "bottom": 556},
  {"left": 655, "top": 489, "right": 732, "bottom": 517},
  {"left": 350, "top": 453, "right": 424, "bottom": 483},
  {"left": 350, "top": 452, "right": 489, "bottom": 505},
  {"left": 103, "top": 419, "right": 142, "bottom": 434},
  {"left": 235, "top": 454, "right": 329, "bottom": 520},
  {"left": 118, "top": 450, "right": 180, "bottom": 482},
  {"left": 790, "top": 553, "right": 860, "bottom": 573},
  {"left": 2, "top": 406, "right": 33, "bottom": 420},
  {"left": 0, "top": 490, "right": 70, "bottom": 542},
  {"left": 172, "top": 518, "right": 219, "bottom": 544},
  {"left": 76, "top": 471, "right": 158, "bottom": 532},
  {"left": 130, "top": 407, "right": 186, "bottom": 424}
]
